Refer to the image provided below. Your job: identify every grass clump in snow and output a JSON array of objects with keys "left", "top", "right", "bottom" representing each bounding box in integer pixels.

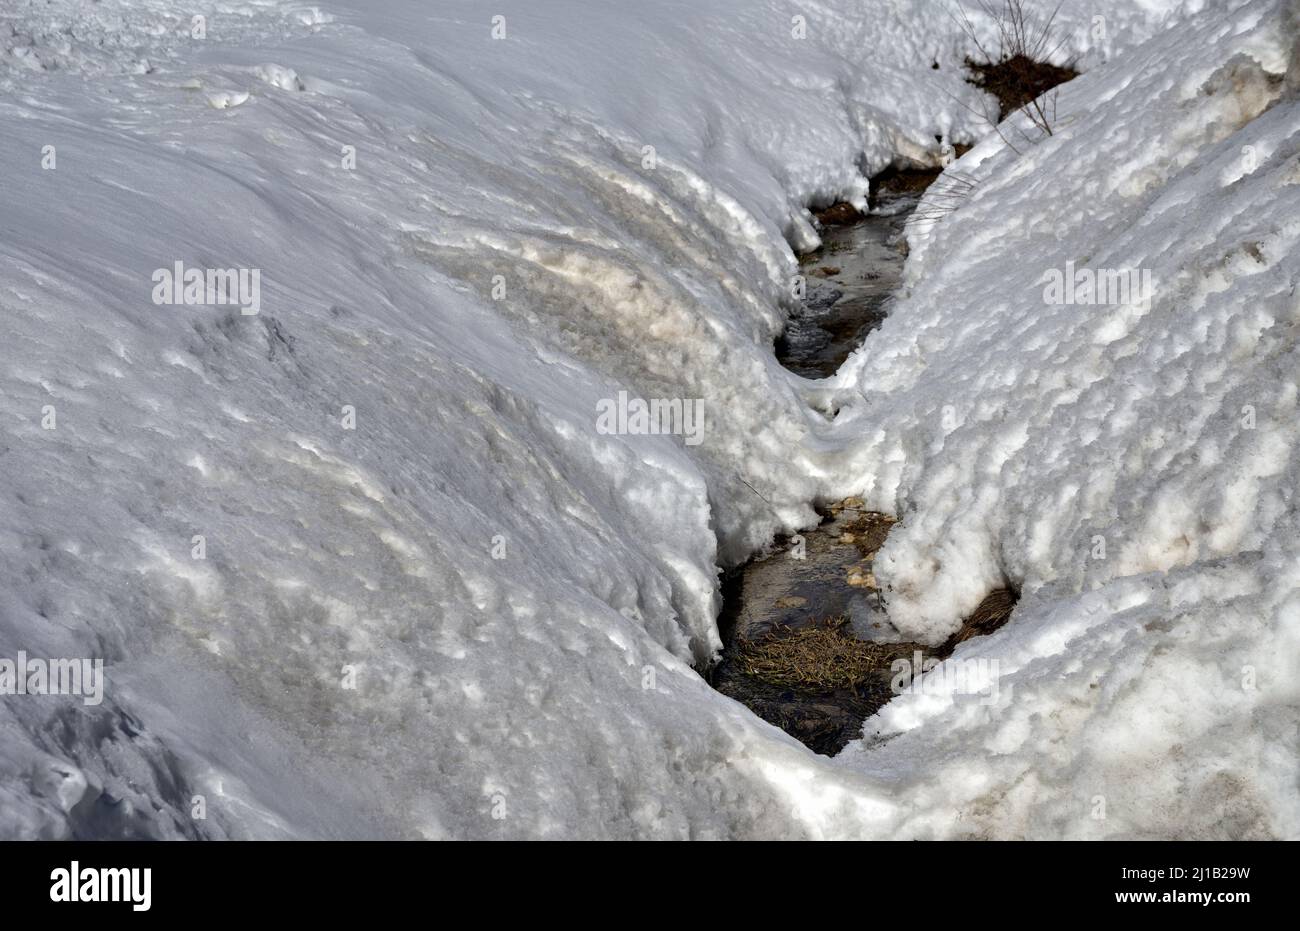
[
  {"left": 736, "top": 588, "right": 1020, "bottom": 695},
  {"left": 941, "top": 588, "right": 1019, "bottom": 651},
  {"left": 737, "top": 617, "right": 905, "bottom": 692},
  {"left": 966, "top": 54, "right": 1077, "bottom": 122},
  {"left": 952, "top": 0, "right": 1079, "bottom": 143},
  {"left": 907, "top": 171, "right": 980, "bottom": 230}
]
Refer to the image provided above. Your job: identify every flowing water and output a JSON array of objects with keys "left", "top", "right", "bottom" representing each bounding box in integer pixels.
[
  {"left": 707, "top": 193, "right": 921, "bottom": 755},
  {"left": 707, "top": 184, "right": 1017, "bottom": 755},
  {"left": 776, "top": 193, "right": 917, "bottom": 379}
]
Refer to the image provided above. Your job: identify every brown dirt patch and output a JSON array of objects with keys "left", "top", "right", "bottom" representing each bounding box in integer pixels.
[
  {"left": 966, "top": 54, "right": 1078, "bottom": 121},
  {"left": 813, "top": 202, "right": 863, "bottom": 226}
]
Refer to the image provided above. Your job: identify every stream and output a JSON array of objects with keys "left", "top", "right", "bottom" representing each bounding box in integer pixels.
[
  {"left": 707, "top": 185, "right": 925, "bottom": 756},
  {"left": 775, "top": 192, "right": 916, "bottom": 379}
]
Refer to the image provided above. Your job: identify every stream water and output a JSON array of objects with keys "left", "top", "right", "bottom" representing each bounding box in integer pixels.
[
  {"left": 707, "top": 192, "right": 923, "bottom": 756},
  {"left": 776, "top": 195, "right": 916, "bottom": 379}
]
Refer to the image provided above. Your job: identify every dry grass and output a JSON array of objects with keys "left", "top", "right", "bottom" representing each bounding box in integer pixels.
[
  {"left": 907, "top": 171, "right": 979, "bottom": 230},
  {"left": 955, "top": 0, "right": 1072, "bottom": 79},
  {"left": 940, "top": 588, "right": 1019, "bottom": 652},
  {"left": 949, "top": 0, "right": 1079, "bottom": 150},
  {"left": 736, "top": 589, "right": 1019, "bottom": 695},
  {"left": 730, "top": 508, "right": 1019, "bottom": 705},
  {"left": 737, "top": 617, "right": 907, "bottom": 692}
]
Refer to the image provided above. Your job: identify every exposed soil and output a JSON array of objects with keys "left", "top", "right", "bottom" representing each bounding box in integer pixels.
[
  {"left": 966, "top": 54, "right": 1078, "bottom": 121},
  {"left": 812, "top": 202, "right": 864, "bottom": 226}
]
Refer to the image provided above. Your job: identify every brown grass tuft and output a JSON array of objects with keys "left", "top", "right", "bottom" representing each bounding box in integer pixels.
[
  {"left": 966, "top": 54, "right": 1077, "bottom": 120},
  {"left": 940, "top": 587, "right": 1019, "bottom": 652},
  {"left": 737, "top": 617, "right": 908, "bottom": 692},
  {"left": 949, "top": 0, "right": 1079, "bottom": 150}
]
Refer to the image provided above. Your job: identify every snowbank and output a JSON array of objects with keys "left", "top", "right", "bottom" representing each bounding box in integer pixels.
[
  {"left": 833, "top": 0, "right": 1300, "bottom": 837},
  {"left": 0, "top": 0, "right": 1294, "bottom": 839}
]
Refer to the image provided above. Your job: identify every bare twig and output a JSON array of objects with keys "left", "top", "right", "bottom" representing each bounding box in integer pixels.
[
  {"left": 908, "top": 171, "right": 979, "bottom": 230},
  {"left": 950, "top": 0, "right": 1076, "bottom": 142}
]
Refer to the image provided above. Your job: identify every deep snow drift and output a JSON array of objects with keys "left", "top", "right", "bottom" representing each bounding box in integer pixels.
[{"left": 1, "top": 0, "right": 1296, "bottom": 838}]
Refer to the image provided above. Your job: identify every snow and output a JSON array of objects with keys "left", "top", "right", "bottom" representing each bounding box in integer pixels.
[
  {"left": 830, "top": 0, "right": 1300, "bottom": 837},
  {"left": 1, "top": 0, "right": 1297, "bottom": 839}
]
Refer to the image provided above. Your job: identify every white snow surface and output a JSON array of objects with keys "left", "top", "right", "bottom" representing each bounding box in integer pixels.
[{"left": 0, "top": 0, "right": 1296, "bottom": 838}]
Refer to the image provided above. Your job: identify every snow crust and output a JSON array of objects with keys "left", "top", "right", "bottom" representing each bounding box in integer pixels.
[{"left": 1, "top": 0, "right": 1295, "bottom": 838}]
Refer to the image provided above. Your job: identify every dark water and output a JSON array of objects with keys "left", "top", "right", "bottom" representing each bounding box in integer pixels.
[
  {"left": 706, "top": 504, "right": 910, "bottom": 755},
  {"left": 706, "top": 180, "right": 1023, "bottom": 756},
  {"left": 707, "top": 197, "right": 922, "bottom": 755},
  {"left": 776, "top": 197, "right": 916, "bottom": 378}
]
